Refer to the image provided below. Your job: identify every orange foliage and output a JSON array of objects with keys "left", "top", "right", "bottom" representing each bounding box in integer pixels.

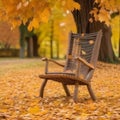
[
  {"left": 91, "top": 0, "right": 120, "bottom": 26},
  {"left": 0, "top": 59, "right": 120, "bottom": 119},
  {"left": 0, "top": 22, "right": 20, "bottom": 48},
  {"left": 0, "top": 0, "right": 80, "bottom": 31},
  {"left": 0, "top": 0, "right": 119, "bottom": 30}
]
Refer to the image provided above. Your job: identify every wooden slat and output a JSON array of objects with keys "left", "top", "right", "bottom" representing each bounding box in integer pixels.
[{"left": 75, "top": 57, "right": 95, "bottom": 69}]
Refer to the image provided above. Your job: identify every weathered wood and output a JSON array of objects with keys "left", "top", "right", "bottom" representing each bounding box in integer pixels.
[
  {"left": 42, "top": 58, "right": 65, "bottom": 67},
  {"left": 62, "top": 84, "right": 71, "bottom": 96},
  {"left": 75, "top": 57, "right": 94, "bottom": 69},
  {"left": 39, "top": 30, "right": 102, "bottom": 102},
  {"left": 39, "top": 79, "right": 47, "bottom": 97},
  {"left": 73, "top": 82, "right": 79, "bottom": 102},
  {"left": 87, "top": 83, "right": 96, "bottom": 101}
]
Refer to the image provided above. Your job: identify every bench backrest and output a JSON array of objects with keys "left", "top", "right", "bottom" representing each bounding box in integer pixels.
[{"left": 64, "top": 30, "right": 102, "bottom": 80}]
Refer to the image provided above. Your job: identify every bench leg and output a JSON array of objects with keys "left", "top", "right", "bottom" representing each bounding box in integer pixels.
[
  {"left": 87, "top": 84, "right": 96, "bottom": 101},
  {"left": 39, "top": 79, "right": 48, "bottom": 98},
  {"left": 62, "top": 84, "right": 71, "bottom": 96},
  {"left": 73, "top": 82, "right": 79, "bottom": 102}
]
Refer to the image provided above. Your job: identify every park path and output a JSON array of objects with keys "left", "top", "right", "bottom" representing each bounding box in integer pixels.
[{"left": 0, "top": 58, "right": 41, "bottom": 65}]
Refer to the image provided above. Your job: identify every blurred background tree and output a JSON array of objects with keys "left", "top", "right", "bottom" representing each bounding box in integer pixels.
[
  {"left": 0, "top": 22, "right": 19, "bottom": 49},
  {"left": 0, "top": 0, "right": 119, "bottom": 62}
]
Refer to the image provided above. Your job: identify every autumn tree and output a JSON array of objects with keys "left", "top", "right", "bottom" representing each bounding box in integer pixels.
[
  {"left": 72, "top": 0, "right": 120, "bottom": 62},
  {"left": 0, "top": 0, "right": 79, "bottom": 30},
  {"left": 0, "top": 0, "right": 120, "bottom": 61},
  {"left": 0, "top": 0, "right": 79, "bottom": 58},
  {"left": 34, "top": 5, "right": 76, "bottom": 58}
]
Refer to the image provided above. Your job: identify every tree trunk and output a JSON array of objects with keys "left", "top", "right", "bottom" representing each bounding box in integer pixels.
[
  {"left": 56, "top": 40, "right": 59, "bottom": 59},
  {"left": 19, "top": 24, "right": 26, "bottom": 58},
  {"left": 26, "top": 37, "right": 34, "bottom": 58},
  {"left": 50, "top": 20, "right": 54, "bottom": 58},
  {"left": 99, "top": 26, "right": 116, "bottom": 62},
  {"left": 73, "top": 0, "right": 117, "bottom": 62},
  {"left": 32, "top": 34, "right": 39, "bottom": 57}
]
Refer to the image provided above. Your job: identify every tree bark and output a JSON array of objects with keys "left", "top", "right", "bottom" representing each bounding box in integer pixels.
[
  {"left": 56, "top": 40, "right": 59, "bottom": 59},
  {"left": 50, "top": 20, "right": 54, "bottom": 59},
  {"left": 73, "top": 0, "right": 117, "bottom": 62},
  {"left": 19, "top": 24, "right": 26, "bottom": 58},
  {"left": 32, "top": 34, "right": 39, "bottom": 57},
  {"left": 26, "top": 37, "right": 34, "bottom": 58}
]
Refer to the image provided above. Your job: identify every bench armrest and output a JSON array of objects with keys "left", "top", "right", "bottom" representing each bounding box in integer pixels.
[
  {"left": 75, "top": 57, "right": 95, "bottom": 69},
  {"left": 42, "top": 58, "right": 65, "bottom": 67},
  {"left": 41, "top": 58, "right": 65, "bottom": 73}
]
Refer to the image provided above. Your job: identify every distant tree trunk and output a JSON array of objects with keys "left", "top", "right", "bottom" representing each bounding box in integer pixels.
[
  {"left": 29, "top": 37, "right": 33, "bottom": 57},
  {"left": 32, "top": 34, "right": 39, "bottom": 57},
  {"left": 19, "top": 24, "right": 26, "bottom": 58},
  {"left": 73, "top": 0, "right": 117, "bottom": 62},
  {"left": 26, "top": 34, "right": 39, "bottom": 57},
  {"left": 26, "top": 37, "right": 34, "bottom": 57},
  {"left": 50, "top": 20, "right": 54, "bottom": 58},
  {"left": 56, "top": 40, "right": 59, "bottom": 59}
]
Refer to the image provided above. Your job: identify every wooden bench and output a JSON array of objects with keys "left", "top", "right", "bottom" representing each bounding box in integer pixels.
[{"left": 39, "top": 30, "right": 102, "bottom": 102}]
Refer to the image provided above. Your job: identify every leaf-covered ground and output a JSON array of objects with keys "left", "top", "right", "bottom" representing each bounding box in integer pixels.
[{"left": 0, "top": 58, "right": 120, "bottom": 120}]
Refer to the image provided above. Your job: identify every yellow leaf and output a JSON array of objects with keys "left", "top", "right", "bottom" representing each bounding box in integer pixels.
[
  {"left": 31, "top": 18, "right": 39, "bottom": 28},
  {"left": 89, "top": 18, "right": 93, "bottom": 23},
  {"left": 66, "top": 0, "right": 80, "bottom": 11},
  {"left": 28, "top": 24, "right": 33, "bottom": 31},
  {"left": 98, "top": 8, "right": 110, "bottom": 26},
  {"left": 28, "top": 106, "right": 40, "bottom": 114},
  {"left": 89, "top": 40, "right": 94, "bottom": 44},
  {"left": 81, "top": 50, "right": 86, "bottom": 55},
  {"left": 40, "top": 8, "right": 50, "bottom": 22},
  {"left": 81, "top": 33, "right": 85, "bottom": 36}
]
